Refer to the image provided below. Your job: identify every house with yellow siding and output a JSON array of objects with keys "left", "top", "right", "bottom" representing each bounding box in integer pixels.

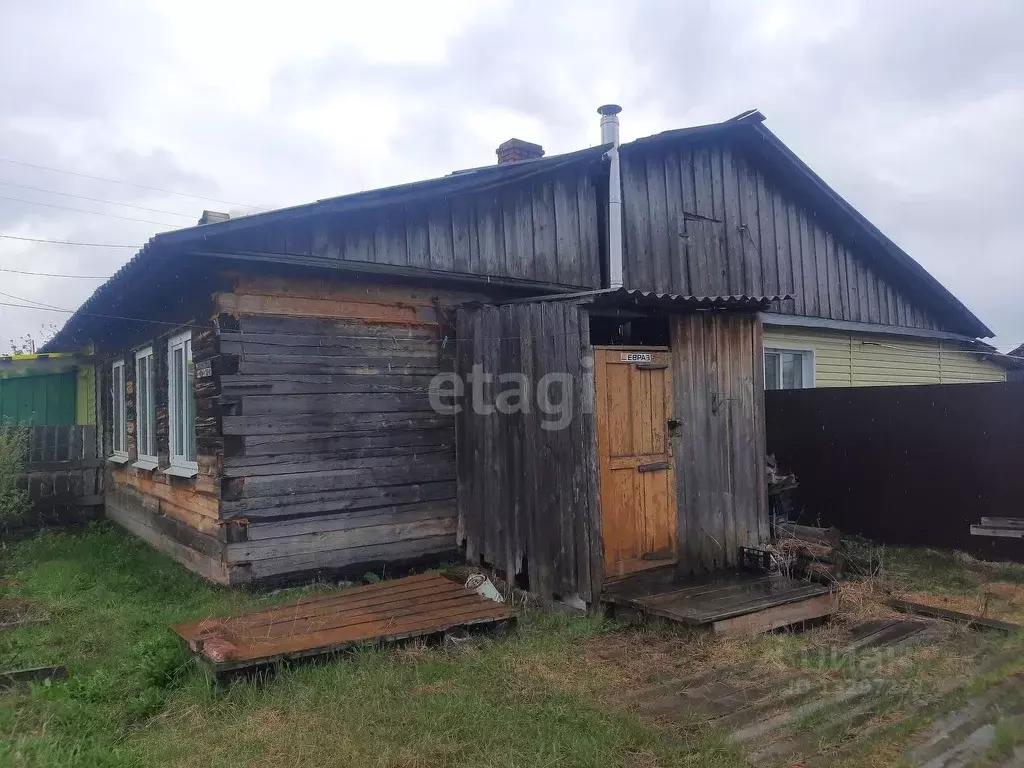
[{"left": 762, "top": 323, "right": 1007, "bottom": 390}]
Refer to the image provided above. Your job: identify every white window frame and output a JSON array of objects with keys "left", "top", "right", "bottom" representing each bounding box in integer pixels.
[
  {"left": 134, "top": 346, "right": 157, "bottom": 469},
  {"left": 764, "top": 346, "right": 815, "bottom": 390},
  {"left": 110, "top": 359, "right": 128, "bottom": 460},
  {"left": 167, "top": 330, "right": 198, "bottom": 475}
]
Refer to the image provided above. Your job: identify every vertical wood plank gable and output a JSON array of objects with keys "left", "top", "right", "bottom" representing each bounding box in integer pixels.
[
  {"left": 663, "top": 150, "right": 689, "bottom": 295},
  {"left": 719, "top": 145, "right": 744, "bottom": 294},
  {"left": 532, "top": 181, "right": 558, "bottom": 284},
  {"left": 428, "top": 200, "right": 455, "bottom": 272},
  {"left": 577, "top": 172, "right": 602, "bottom": 288},
  {"left": 645, "top": 153, "right": 672, "bottom": 292},
  {"left": 553, "top": 176, "right": 582, "bottom": 287},
  {"left": 622, "top": 153, "right": 652, "bottom": 290}
]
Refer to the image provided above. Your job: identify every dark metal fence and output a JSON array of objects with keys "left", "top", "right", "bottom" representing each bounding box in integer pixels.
[{"left": 765, "top": 382, "right": 1024, "bottom": 561}]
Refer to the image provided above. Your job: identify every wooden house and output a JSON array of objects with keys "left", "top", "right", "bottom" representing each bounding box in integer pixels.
[
  {"left": 44, "top": 107, "right": 1003, "bottom": 600},
  {"left": 456, "top": 290, "right": 772, "bottom": 605}
]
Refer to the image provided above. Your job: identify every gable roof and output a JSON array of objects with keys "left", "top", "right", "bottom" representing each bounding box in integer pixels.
[
  {"left": 46, "top": 109, "right": 994, "bottom": 350},
  {"left": 45, "top": 144, "right": 610, "bottom": 351},
  {"left": 622, "top": 110, "right": 993, "bottom": 338}
]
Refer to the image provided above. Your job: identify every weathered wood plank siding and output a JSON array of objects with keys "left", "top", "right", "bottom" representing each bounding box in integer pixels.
[
  {"left": 670, "top": 312, "right": 768, "bottom": 575},
  {"left": 456, "top": 302, "right": 601, "bottom": 604},
  {"left": 206, "top": 166, "right": 603, "bottom": 290},
  {"left": 621, "top": 142, "right": 949, "bottom": 332},
  {"left": 101, "top": 325, "right": 228, "bottom": 584},
  {"left": 217, "top": 276, "right": 470, "bottom": 584}
]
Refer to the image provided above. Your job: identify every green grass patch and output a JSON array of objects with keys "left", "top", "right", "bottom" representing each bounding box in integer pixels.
[
  {"left": 0, "top": 524, "right": 725, "bottom": 768},
  {"left": 881, "top": 547, "right": 1024, "bottom": 596}
]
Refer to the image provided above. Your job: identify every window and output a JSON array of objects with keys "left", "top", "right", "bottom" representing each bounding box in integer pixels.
[
  {"left": 134, "top": 346, "right": 156, "bottom": 466},
  {"left": 167, "top": 330, "right": 197, "bottom": 472},
  {"left": 111, "top": 359, "right": 127, "bottom": 458},
  {"left": 764, "top": 348, "right": 814, "bottom": 390}
]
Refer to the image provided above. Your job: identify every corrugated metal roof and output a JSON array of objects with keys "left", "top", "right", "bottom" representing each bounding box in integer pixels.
[
  {"left": 501, "top": 287, "right": 791, "bottom": 312},
  {"left": 586, "top": 288, "right": 791, "bottom": 312},
  {"left": 44, "top": 145, "right": 611, "bottom": 351},
  {"left": 45, "top": 106, "right": 994, "bottom": 348}
]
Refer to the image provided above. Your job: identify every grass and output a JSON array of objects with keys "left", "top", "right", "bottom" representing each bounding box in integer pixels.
[
  {"left": 1, "top": 528, "right": 1021, "bottom": 767},
  {"left": 0, "top": 524, "right": 729, "bottom": 768}
]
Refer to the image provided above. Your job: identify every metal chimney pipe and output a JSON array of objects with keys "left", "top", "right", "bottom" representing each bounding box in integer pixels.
[{"left": 598, "top": 104, "right": 624, "bottom": 288}]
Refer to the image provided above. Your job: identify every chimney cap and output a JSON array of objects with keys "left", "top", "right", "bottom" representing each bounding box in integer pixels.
[
  {"left": 496, "top": 138, "right": 545, "bottom": 164},
  {"left": 198, "top": 210, "right": 230, "bottom": 225},
  {"left": 597, "top": 104, "right": 622, "bottom": 116}
]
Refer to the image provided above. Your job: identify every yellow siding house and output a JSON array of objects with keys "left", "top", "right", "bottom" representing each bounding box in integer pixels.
[{"left": 762, "top": 325, "right": 1006, "bottom": 390}]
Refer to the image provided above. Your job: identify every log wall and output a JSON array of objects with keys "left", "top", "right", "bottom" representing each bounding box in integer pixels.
[
  {"left": 100, "top": 325, "right": 227, "bottom": 583},
  {"left": 216, "top": 275, "right": 474, "bottom": 584}
]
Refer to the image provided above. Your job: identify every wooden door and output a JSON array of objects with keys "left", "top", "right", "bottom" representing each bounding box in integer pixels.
[{"left": 594, "top": 348, "right": 678, "bottom": 577}]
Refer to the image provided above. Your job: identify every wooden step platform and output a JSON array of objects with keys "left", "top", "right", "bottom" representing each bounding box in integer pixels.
[
  {"left": 173, "top": 573, "right": 517, "bottom": 674},
  {"left": 603, "top": 570, "right": 835, "bottom": 635}
]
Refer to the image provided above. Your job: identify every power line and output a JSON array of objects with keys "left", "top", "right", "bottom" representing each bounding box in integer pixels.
[
  {"left": 0, "top": 193, "right": 183, "bottom": 227},
  {"left": 0, "top": 156, "right": 260, "bottom": 210},
  {"left": 0, "top": 233, "right": 138, "bottom": 248},
  {"left": 0, "top": 266, "right": 108, "bottom": 279},
  {"left": 0, "top": 180, "right": 196, "bottom": 219},
  {"left": 0, "top": 289, "right": 67, "bottom": 311}
]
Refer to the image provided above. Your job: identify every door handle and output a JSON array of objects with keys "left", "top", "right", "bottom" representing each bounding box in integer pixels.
[
  {"left": 667, "top": 418, "right": 681, "bottom": 430},
  {"left": 637, "top": 461, "right": 670, "bottom": 473}
]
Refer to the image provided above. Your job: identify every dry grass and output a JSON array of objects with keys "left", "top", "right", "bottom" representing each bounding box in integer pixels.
[
  {"left": 0, "top": 596, "right": 38, "bottom": 626},
  {"left": 895, "top": 583, "right": 1024, "bottom": 624}
]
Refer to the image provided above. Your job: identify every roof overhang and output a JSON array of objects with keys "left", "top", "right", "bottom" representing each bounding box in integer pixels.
[{"left": 500, "top": 287, "right": 790, "bottom": 313}]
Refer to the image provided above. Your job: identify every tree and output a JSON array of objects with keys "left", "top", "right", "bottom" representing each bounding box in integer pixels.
[{"left": 7, "top": 324, "right": 58, "bottom": 355}]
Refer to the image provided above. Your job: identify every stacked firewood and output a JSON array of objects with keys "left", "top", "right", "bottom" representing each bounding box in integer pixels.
[{"left": 772, "top": 522, "right": 843, "bottom": 583}]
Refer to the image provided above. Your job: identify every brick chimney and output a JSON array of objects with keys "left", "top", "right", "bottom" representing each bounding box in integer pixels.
[{"left": 496, "top": 138, "right": 544, "bottom": 164}]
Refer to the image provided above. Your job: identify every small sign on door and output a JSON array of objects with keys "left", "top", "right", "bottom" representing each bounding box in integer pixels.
[{"left": 620, "top": 352, "right": 652, "bottom": 363}]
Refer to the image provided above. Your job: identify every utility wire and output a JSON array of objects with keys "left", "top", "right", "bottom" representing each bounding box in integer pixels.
[
  {"left": 0, "top": 233, "right": 138, "bottom": 248},
  {"left": 0, "top": 289, "right": 67, "bottom": 311},
  {"left": 0, "top": 156, "right": 260, "bottom": 210},
  {"left": 0, "top": 266, "right": 108, "bottom": 279},
  {"left": 0, "top": 193, "right": 183, "bottom": 227},
  {"left": 0, "top": 180, "right": 196, "bottom": 218}
]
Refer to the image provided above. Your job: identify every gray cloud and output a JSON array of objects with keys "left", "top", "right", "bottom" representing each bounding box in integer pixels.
[{"left": 1, "top": 0, "right": 1021, "bottom": 350}]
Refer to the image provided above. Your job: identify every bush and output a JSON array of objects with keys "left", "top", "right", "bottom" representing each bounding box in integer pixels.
[{"left": 0, "top": 424, "right": 30, "bottom": 525}]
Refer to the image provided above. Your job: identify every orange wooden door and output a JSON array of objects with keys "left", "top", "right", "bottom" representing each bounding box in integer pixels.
[{"left": 594, "top": 348, "right": 678, "bottom": 578}]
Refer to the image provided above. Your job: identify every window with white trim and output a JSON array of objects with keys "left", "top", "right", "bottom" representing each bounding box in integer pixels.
[
  {"left": 764, "top": 348, "right": 814, "bottom": 390},
  {"left": 167, "top": 330, "right": 197, "bottom": 470},
  {"left": 111, "top": 359, "right": 127, "bottom": 457},
  {"left": 135, "top": 346, "right": 156, "bottom": 464}
]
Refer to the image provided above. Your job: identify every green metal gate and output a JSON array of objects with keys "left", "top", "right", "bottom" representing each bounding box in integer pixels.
[{"left": 0, "top": 372, "right": 78, "bottom": 425}]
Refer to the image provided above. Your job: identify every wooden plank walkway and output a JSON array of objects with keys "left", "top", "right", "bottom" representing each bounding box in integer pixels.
[
  {"left": 603, "top": 571, "right": 835, "bottom": 635},
  {"left": 173, "top": 573, "right": 516, "bottom": 673}
]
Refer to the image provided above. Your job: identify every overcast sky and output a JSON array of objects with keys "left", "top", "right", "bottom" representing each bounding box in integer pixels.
[{"left": 1, "top": 0, "right": 1021, "bottom": 349}]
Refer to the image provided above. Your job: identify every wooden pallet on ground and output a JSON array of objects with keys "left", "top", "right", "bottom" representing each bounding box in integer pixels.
[
  {"left": 603, "top": 571, "right": 835, "bottom": 635},
  {"left": 173, "top": 573, "right": 516, "bottom": 675}
]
